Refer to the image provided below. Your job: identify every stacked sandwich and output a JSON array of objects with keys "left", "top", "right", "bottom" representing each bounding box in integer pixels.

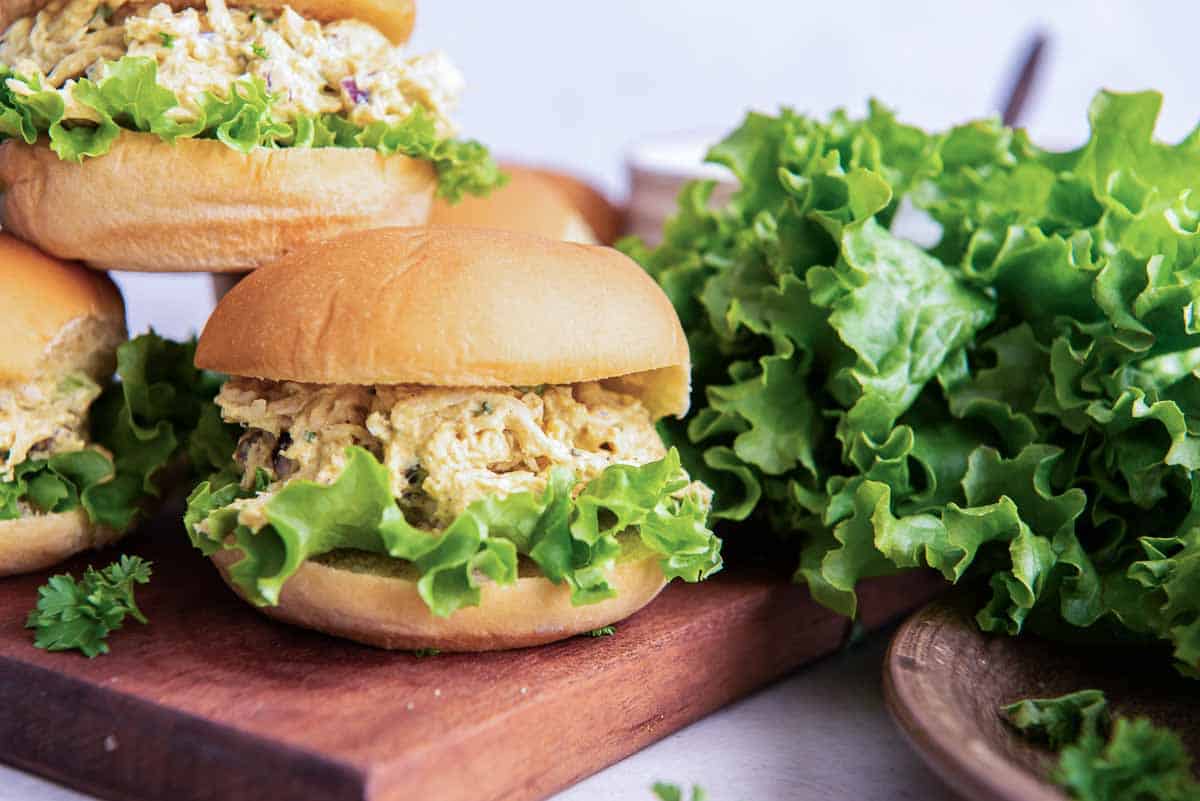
[
  {"left": 1, "top": 0, "right": 721, "bottom": 651},
  {"left": 0, "top": 0, "right": 501, "bottom": 271}
]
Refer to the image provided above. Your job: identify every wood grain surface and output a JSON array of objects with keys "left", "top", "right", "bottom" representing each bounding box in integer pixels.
[
  {"left": 884, "top": 597, "right": 1199, "bottom": 801},
  {"left": 0, "top": 509, "right": 944, "bottom": 801}
]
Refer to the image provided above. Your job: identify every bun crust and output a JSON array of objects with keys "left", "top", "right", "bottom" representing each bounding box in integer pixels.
[
  {"left": 0, "top": 133, "right": 436, "bottom": 273},
  {"left": 0, "top": 233, "right": 125, "bottom": 382},
  {"left": 0, "top": 510, "right": 122, "bottom": 576},
  {"left": 196, "top": 227, "right": 691, "bottom": 417},
  {"left": 524, "top": 166, "right": 625, "bottom": 245},
  {"left": 430, "top": 166, "right": 599, "bottom": 244},
  {"left": 211, "top": 548, "right": 668, "bottom": 651},
  {"left": 0, "top": 0, "right": 415, "bottom": 43}
]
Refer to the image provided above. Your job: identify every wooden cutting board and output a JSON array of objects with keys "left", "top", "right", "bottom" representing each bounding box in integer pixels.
[{"left": 0, "top": 507, "right": 944, "bottom": 801}]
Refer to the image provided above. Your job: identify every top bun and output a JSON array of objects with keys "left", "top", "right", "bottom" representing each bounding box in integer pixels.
[
  {"left": 523, "top": 166, "right": 625, "bottom": 245},
  {"left": 430, "top": 166, "right": 600, "bottom": 244},
  {"left": 0, "top": 0, "right": 416, "bottom": 44},
  {"left": 196, "top": 227, "right": 691, "bottom": 418},
  {"left": 0, "top": 233, "right": 125, "bottom": 383}
]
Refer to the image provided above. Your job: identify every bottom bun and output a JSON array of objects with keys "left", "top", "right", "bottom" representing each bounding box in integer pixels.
[
  {"left": 0, "top": 133, "right": 437, "bottom": 273},
  {"left": 0, "top": 510, "right": 122, "bottom": 576},
  {"left": 210, "top": 549, "right": 668, "bottom": 651}
]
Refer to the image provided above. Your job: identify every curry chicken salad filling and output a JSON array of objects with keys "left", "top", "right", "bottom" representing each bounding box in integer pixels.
[
  {"left": 0, "top": 0, "right": 462, "bottom": 133},
  {"left": 215, "top": 378, "right": 712, "bottom": 531},
  {"left": 1, "top": 315, "right": 124, "bottom": 486},
  {"left": 186, "top": 376, "right": 723, "bottom": 617},
  {"left": 0, "top": 369, "right": 102, "bottom": 482}
]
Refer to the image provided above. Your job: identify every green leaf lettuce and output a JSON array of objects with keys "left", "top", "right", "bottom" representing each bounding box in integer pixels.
[
  {"left": 185, "top": 447, "right": 722, "bottom": 617},
  {"left": 625, "top": 90, "right": 1200, "bottom": 676},
  {"left": 0, "top": 57, "right": 504, "bottom": 200},
  {"left": 1004, "top": 689, "right": 1199, "bottom": 801},
  {"left": 1, "top": 332, "right": 235, "bottom": 531}
]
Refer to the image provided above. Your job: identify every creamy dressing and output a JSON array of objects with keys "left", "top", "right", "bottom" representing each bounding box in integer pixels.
[
  {"left": 0, "top": 370, "right": 102, "bottom": 480},
  {"left": 0, "top": 0, "right": 462, "bottom": 132},
  {"left": 217, "top": 379, "right": 671, "bottom": 529}
]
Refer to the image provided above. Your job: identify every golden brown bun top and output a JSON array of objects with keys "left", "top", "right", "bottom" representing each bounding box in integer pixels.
[
  {"left": 523, "top": 166, "right": 625, "bottom": 245},
  {"left": 430, "top": 166, "right": 600, "bottom": 244},
  {"left": 196, "top": 227, "right": 691, "bottom": 418},
  {"left": 0, "top": 0, "right": 415, "bottom": 44},
  {"left": 0, "top": 233, "right": 125, "bottom": 382}
]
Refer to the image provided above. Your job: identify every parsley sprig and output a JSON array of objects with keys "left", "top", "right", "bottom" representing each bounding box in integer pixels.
[
  {"left": 652, "top": 783, "right": 707, "bottom": 801},
  {"left": 25, "top": 555, "right": 153, "bottom": 658}
]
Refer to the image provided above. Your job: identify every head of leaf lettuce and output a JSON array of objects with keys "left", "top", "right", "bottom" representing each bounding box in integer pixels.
[
  {"left": 184, "top": 226, "right": 723, "bottom": 652},
  {"left": 623, "top": 89, "right": 1200, "bottom": 677}
]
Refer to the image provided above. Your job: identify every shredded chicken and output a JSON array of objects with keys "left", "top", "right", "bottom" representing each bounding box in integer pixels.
[
  {"left": 0, "top": 0, "right": 463, "bottom": 132},
  {"left": 217, "top": 379, "right": 670, "bottom": 529},
  {"left": 0, "top": 371, "right": 102, "bottom": 480},
  {"left": 0, "top": 316, "right": 122, "bottom": 482}
]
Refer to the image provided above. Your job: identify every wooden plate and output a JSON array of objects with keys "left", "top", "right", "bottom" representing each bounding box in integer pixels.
[{"left": 884, "top": 596, "right": 1199, "bottom": 801}]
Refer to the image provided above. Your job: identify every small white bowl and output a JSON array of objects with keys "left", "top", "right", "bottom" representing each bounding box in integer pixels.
[{"left": 625, "top": 131, "right": 737, "bottom": 246}]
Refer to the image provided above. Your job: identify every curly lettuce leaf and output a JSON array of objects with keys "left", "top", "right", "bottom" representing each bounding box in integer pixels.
[
  {"left": 1057, "top": 717, "right": 1200, "bottom": 801},
  {"left": 185, "top": 447, "right": 721, "bottom": 617},
  {"left": 627, "top": 90, "right": 1200, "bottom": 677},
  {"left": 1002, "top": 689, "right": 1110, "bottom": 750},
  {"left": 0, "top": 72, "right": 65, "bottom": 147},
  {"left": 0, "top": 57, "right": 503, "bottom": 198},
  {"left": 1004, "top": 689, "right": 1199, "bottom": 801},
  {"left": 0, "top": 449, "right": 132, "bottom": 527},
  {"left": 351, "top": 106, "right": 508, "bottom": 201},
  {"left": 92, "top": 332, "right": 233, "bottom": 490}
]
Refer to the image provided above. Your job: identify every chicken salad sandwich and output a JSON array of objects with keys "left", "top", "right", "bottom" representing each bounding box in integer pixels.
[
  {"left": 0, "top": 232, "right": 227, "bottom": 575},
  {"left": 185, "top": 226, "right": 723, "bottom": 650},
  {"left": 0, "top": 0, "right": 503, "bottom": 272}
]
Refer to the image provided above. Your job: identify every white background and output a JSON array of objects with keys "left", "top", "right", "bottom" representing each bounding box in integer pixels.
[{"left": 411, "top": 0, "right": 1197, "bottom": 193}]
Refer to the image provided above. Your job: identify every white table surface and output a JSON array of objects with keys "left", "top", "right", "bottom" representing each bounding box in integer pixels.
[{"left": 0, "top": 631, "right": 962, "bottom": 801}]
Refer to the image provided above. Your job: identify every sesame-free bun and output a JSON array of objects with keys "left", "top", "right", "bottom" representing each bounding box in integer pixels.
[
  {"left": 0, "top": 235, "right": 127, "bottom": 573},
  {"left": 0, "top": 0, "right": 415, "bottom": 43},
  {"left": 196, "top": 226, "right": 691, "bottom": 418},
  {"left": 430, "top": 165, "right": 601, "bottom": 244},
  {"left": 0, "top": 232, "right": 125, "bottom": 383},
  {"left": 523, "top": 166, "right": 625, "bottom": 245},
  {"left": 211, "top": 547, "right": 667, "bottom": 651},
  {"left": 0, "top": 509, "right": 122, "bottom": 576},
  {"left": 0, "top": 133, "right": 436, "bottom": 273}
]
